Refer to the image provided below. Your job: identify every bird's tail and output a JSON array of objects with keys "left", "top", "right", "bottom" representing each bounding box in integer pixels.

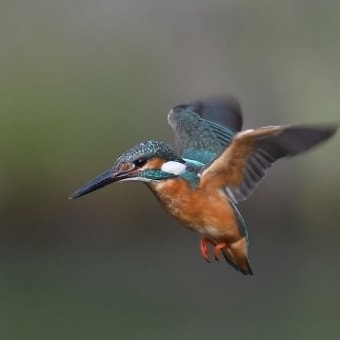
[{"left": 222, "top": 239, "right": 254, "bottom": 275}]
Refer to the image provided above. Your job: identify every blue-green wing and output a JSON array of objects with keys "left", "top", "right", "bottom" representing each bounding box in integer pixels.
[{"left": 168, "top": 96, "right": 243, "bottom": 165}]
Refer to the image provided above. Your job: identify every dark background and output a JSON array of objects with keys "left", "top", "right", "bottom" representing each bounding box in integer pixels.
[{"left": 1, "top": 1, "right": 339, "bottom": 339}]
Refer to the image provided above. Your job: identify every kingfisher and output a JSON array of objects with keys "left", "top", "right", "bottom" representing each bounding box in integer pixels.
[{"left": 70, "top": 97, "right": 337, "bottom": 275}]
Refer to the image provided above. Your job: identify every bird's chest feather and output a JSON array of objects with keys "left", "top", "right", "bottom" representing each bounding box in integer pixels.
[
  {"left": 148, "top": 178, "right": 239, "bottom": 240},
  {"left": 149, "top": 179, "right": 197, "bottom": 223}
]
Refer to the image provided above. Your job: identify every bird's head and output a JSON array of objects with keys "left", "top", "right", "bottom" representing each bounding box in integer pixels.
[{"left": 70, "top": 140, "right": 187, "bottom": 199}]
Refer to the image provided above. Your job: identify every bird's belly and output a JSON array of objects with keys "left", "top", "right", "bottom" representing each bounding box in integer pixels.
[
  {"left": 177, "top": 210, "right": 235, "bottom": 240},
  {"left": 150, "top": 182, "right": 241, "bottom": 241}
]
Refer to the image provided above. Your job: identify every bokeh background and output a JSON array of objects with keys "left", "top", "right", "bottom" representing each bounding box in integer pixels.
[{"left": 1, "top": 1, "right": 340, "bottom": 339}]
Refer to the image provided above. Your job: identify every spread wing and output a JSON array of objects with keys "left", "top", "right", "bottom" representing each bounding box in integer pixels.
[
  {"left": 200, "top": 125, "right": 337, "bottom": 203},
  {"left": 168, "top": 96, "right": 243, "bottom": 165}
]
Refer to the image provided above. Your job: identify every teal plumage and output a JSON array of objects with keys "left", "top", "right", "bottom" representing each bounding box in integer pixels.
[{"left": 168, "top": 97, "right": 242, "bottom": 164}]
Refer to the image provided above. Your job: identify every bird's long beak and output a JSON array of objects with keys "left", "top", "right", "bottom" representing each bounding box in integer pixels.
[{"left": 69, "top": 168, "right": 130, "bottom": 199}]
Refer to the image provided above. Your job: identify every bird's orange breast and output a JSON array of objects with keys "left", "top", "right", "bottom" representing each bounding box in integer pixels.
[{"left": 148, "top": 178, "right": 242, "bottom": 242}]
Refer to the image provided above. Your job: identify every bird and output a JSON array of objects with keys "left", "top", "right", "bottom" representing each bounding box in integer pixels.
[{"left": 70, "top": 97, "right": 337, "bottom": 275}]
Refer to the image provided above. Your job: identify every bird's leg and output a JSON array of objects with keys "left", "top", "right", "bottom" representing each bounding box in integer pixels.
[
  {"left": 213, "top": 242, "right": 227, "bottom": 261},
  {"left": 199, "top": 237, "right": 216, "bottom": 263}
]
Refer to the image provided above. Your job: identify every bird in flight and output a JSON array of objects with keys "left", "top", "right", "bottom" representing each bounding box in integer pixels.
[{"left": 70, "top": 97, "right": 337, "bottom": 275}]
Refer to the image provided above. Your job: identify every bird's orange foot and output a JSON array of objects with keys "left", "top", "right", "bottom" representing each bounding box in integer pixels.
[
  {"left": 200, "top": 237, "right": 216, "bottom": 263},
  {"left": 213, "top": 242, "right": 227, "bottom": 261}
]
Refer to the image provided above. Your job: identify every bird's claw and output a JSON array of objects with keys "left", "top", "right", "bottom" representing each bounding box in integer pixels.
[
  {"left": 213, "top": 242, "right": 227, "bottom": 261},
  {"left": 200, "top": 237, "right": 212, "bottom": 263},
  {"left": 200, "top": 237, "right": 227, "bottom": 263}
]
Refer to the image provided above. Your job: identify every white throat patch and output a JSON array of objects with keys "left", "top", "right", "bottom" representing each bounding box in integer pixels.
[{"left": 161, "top": 161, "right": 186, "bottom": 175}]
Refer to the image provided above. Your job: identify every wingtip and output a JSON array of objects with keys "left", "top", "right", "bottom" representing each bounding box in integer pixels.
[{"left": 325, "top": 123, "right": 339, "bottom": 137}]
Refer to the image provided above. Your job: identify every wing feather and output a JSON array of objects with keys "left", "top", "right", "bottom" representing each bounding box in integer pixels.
[
  {"left": 168, "top": 97, "right": 243, "bottom": 164},
  {"left": 200, "top": 124, "right": 337, "bottom": 202}
]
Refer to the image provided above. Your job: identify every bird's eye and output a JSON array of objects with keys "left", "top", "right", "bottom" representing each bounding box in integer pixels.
[{"left": 133, "top": 158, "right": 147, "bottom": 168}]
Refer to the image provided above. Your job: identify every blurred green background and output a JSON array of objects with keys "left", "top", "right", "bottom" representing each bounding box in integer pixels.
[{"left": 1, "top": 1, "right": 340, "bottom": 339}]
